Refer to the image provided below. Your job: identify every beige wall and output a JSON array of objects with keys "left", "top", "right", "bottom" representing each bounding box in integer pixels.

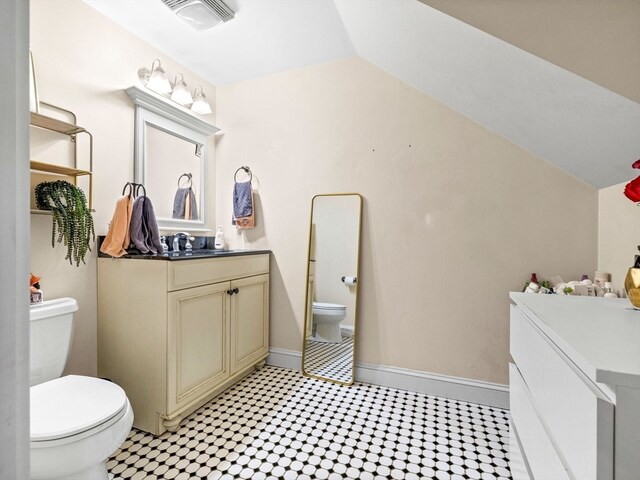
[
  {"left": 598, "top": 181, "right": 639, "bottom": 295},
  {"left": 216, "top": 56, "right": 598, "bottom": 384},
  {"left": 420, "top": 0, "right": 640, "bottom": 103},
  {"left": 30, "top": 0, "right": 216, "bottom": 376}
]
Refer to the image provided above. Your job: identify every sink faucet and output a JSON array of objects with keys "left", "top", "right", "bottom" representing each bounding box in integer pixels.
[{"left": 173, "top": 232, "right": 195, "bottom": 252}]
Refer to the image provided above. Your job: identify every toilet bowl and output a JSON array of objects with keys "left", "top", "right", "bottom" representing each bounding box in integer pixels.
[
  {"left": 312, "top": 302, "right": 346, "bottom": 343},
  {"left": 29, "top": 298, "right": 133, "bottom": 480}
]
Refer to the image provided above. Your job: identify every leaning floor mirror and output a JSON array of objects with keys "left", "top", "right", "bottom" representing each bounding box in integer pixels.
[{"left": 302, "top": 193, "right": 362, "bottom": 385}]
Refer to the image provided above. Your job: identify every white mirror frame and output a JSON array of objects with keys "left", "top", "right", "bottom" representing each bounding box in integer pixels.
[{"left": 126, "top": 86, "right": 219, "bottom": 231}]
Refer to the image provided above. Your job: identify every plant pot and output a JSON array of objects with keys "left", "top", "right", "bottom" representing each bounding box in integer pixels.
[{"left": 624, "top": 267, "right": 640, "bottom": 308}]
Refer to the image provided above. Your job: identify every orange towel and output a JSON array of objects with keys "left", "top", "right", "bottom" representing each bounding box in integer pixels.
[
  {"left": 235, "top": 192, "right": 255, "bottom": 229},
  {"left": 100, "top": 195, "right": 133, "bottom": 257}
]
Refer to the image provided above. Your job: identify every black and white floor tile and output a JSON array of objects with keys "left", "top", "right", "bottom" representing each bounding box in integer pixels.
[
  {"left": 304, "top": 333, "right": 354, "bottom": 383},
  {"left": 108, "top": 366, "right": 511, "bottom": 480}
]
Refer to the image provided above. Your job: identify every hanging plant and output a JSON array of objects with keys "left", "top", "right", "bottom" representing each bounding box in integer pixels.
[{"left": 35, "top": 180, "right": 95, "bottom": 266}]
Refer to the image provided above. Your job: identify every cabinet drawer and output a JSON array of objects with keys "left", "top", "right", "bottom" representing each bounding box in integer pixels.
[
  {"left": 510, "top": 305, "right": 614, "bottom": 480},
  {"left": 508, "top": 419, "right": 531, "bottom": 480},
  {"left": 168, "top": 254, "right": 269, "bottom": 291},
  {"left": 509, "top": 363, "right": 570, "bottom": 480}
]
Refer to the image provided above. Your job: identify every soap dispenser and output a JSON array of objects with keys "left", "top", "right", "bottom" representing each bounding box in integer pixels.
[{"left": 214, "top": 226, "right": 225, "bottom": 250}]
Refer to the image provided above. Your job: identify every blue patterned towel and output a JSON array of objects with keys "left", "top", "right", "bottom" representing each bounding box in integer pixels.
[{"left": 233, "top": 181, "right": 253, "bottom": 220}]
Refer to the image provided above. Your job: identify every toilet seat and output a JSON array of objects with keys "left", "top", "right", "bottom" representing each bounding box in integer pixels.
[
  {"left": 31, "top": 375, "right": 128, "bottom": 446},
  {"left": 313, "top": 302, "right": 346, "bottom": 314}
]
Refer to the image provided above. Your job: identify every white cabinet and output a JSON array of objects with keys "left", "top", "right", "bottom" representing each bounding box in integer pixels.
[
  {"left": 98, "top": 253, "right": 270, "bottom": 435},
  {"left": 510, "top": 293, "right": 640, "bottom": 480}
]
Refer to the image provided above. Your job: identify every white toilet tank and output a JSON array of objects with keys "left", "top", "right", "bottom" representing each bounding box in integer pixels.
[{"left": 30, "top": 298, "right": 78, "bottom": 387}]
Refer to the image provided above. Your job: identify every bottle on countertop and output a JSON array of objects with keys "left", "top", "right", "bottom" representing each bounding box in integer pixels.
[
  {"left": 214, "top": 226, "right": 225, "bottom": 250},
  {"left": 523, "top": 273, "right": 539, "bottom": 292}
]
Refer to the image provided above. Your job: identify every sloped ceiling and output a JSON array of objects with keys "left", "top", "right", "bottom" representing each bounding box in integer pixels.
[
  {"left": 419, "top": 0, "right": 640, "bottom": 104},
  {"left": 83, "top": 0, "right": 640, "bottom": 188}
]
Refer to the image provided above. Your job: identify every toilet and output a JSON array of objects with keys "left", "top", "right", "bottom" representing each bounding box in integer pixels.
[
  {"left": 312, "top": 302, "right": 346, "bottom": 343},
  {"left": 30, "top": 298, "right": 133, "bottom": 480}
]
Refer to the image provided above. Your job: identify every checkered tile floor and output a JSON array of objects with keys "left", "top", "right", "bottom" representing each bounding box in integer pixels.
[
  {"left": 108, "top": 366, "right": 511, "bottom": 480},
  {"left": 304, "top": 333, "right": 354, "bottom": 383}
]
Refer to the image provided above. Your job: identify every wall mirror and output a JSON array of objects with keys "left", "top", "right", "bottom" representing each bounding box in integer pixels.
[
  {"left": 126, "top": 86, "right": 219, "bottom": 231},
  {"left": 302, "top": 193, "right": 362, "bottom": 385}
]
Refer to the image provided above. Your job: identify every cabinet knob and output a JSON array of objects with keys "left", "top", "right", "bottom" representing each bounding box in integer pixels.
[
  {"left": 233, "top": 288, "right": 239, "bottom": 294},
  {"left": 226, "top": 289, "right": 233, "bottom": 295}
]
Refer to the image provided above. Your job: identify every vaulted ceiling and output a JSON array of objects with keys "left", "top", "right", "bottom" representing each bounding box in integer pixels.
[{"left": 84, "top": 0, "right": 640, "bottom": 189}]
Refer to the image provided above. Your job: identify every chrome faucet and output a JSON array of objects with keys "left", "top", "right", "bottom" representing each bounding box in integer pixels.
[{"left": 173, "top": 232, "right": 195, "bottom": 251}]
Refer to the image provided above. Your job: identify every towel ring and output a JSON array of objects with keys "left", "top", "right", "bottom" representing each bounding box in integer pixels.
[
  {"left": 234, "top": 166, "right": 252, "bottom": 183},
  {"left": 122, "top": 182, "right": 133, "bottom": 197},
  {"left": 134, "top": 183, "right": 146, "bottom": 198},
  {"left": 178, "top": 173, "right": 193, "bottom": 188}
]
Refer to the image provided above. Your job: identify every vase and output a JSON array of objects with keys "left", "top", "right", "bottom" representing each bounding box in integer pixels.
[{"left": 624, "top": 267, "right": 640, "bottom": 308}]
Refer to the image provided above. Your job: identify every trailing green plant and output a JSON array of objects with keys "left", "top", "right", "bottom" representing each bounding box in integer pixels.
[{"left": 35, "top": 180, "right": 95, "bottom": 266}]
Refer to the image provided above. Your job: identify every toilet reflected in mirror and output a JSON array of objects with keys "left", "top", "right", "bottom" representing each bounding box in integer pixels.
[{"left": 302, "top": 193, "right": 362, "bottom": 385}]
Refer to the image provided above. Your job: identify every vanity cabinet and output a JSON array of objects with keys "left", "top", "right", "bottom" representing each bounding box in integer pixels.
[
  {"left": 509, "top": 293, "right": 640, "bottom": 480},
  {"left": 98, "top": 253, "right": 269, "bottom": 435}
]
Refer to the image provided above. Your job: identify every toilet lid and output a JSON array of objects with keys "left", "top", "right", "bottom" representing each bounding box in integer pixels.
[
  {"left": 313, "top": 302, "right": 345, "bottom": 311},
  {"left": 31, "top": 375, "right": 128, "bottom": 442}
]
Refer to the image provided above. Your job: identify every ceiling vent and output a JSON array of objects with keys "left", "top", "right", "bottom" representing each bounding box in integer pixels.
[{"left": 161, "top": 0, "right": 235, "bottom": 31}]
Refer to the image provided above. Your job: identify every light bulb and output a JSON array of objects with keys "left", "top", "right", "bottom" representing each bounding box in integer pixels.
[
  {"left": 144, "top": 59, "right": 171, "bottom": 95},
  {"left": 191, "top": 85, "right": 212, "bottom": 114},
  {"left": 171, "top": 74, "right": 193, "bottom": 106}
]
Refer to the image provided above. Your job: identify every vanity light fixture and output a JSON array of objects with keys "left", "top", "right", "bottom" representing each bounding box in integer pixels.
[
  {"left": 170, "top": 73, "right": 194, "bottom": 106},
  {"left": 191, "top": 85, "right": 212, "bottom": 114},
  {"left": 137, "top": 61, "right": 212, "bottom": 115},
  {"left": 138, "top": 59, "right": 172, "bottom": 95}
]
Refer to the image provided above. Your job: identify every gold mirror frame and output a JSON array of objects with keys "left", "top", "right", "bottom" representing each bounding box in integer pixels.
[{"left": 301, "top": 193, "right": 363, "bottom": 386}]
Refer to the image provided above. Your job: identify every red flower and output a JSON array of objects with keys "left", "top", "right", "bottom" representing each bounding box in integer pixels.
[{"left": 625, "top": 176, "right": 640, "bottom": 202}]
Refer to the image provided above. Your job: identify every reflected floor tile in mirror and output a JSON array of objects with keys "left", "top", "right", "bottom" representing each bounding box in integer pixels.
[
  {"left": 108, "top": 366, "right": 511, "bottom": 480},
  {"left": 304, "top": 333, "right": 354, "bottom": 384}
]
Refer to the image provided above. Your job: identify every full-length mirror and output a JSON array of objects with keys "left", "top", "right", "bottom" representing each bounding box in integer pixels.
[
  {"left": 127, "top": 86, "right": 219, "bottom": 230},
  {"left": 302, "top": 193, "right": 362, "bottom": 385}
]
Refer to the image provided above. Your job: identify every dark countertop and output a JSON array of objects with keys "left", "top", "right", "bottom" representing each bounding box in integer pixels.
[
  {"left": 98, "top": 249, "right": 272, "bottom": 261},
  {"left": 97, "top": 236, "right": 271, "bottom": 261}
]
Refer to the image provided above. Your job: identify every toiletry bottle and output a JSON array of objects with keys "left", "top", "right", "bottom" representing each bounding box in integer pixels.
[
  {"left": 523, "top": 273, "right": 539, "bottom": 292},
  {"left": 214, "top": 226, "right": 225, "bottom": 250}
]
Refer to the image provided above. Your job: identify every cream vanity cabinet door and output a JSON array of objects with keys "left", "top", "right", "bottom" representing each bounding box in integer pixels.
[
  {"left": 167, "top": 282, "right": 230, "bottom": 415},
  {"left": 230, "top": 274, "right": 270, "bottom": 375}
]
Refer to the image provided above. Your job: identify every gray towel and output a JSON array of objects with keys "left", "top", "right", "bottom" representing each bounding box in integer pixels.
[
  {"left": 232, "top": 181, "right": 252, "bottom": 224},
  {"left": 130, "top": 196, "right": 163, "bottom": 254},
  {"left": 172, "top": 187, "right": 199, "bottom": 220}
]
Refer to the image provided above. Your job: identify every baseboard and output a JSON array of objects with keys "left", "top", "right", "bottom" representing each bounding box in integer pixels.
[
  {"left": 266, "top": 348, "right": 509, "bottom": 409},
  {"left": 267, "top": 348, "right": 302, "bottom": 370},
  {"left": 341, "top": 325, "right": 355, "bottom": 336}
]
